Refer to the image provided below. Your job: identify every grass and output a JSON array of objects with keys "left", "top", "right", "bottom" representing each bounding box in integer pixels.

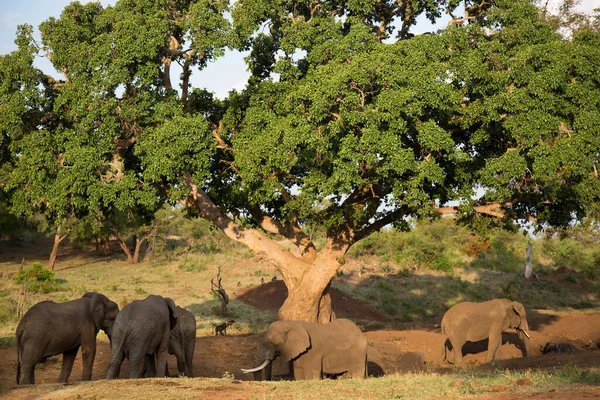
[{"left": 4, "top": 367, "right": 600, "bottom": 399}]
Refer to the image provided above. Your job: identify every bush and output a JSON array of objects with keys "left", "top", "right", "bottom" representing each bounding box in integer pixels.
[
  {"left": 13, "top": 262, "right": 62, "bottom": 293},
  {"left": 178, "top": 259, "right": 208, "bottom": 272}
]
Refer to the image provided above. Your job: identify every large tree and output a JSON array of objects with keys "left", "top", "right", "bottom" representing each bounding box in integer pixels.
[
  {"left": 2, "top": 0, "right": 599, "bottom": 320},
  {"left": 140, "top": 0, "right": 600, "bottom": 322}
]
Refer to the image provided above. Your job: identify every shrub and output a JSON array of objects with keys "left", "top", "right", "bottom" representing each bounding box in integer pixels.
[
  {"left": 13, "top": 262, "right": 62, "bottom": 293},
  {"left": 178, "top": 259, "right": 208, "bottom": 272}
]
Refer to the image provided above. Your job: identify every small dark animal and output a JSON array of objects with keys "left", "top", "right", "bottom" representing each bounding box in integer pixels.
[
  {"left": 261, "top": 277, "right": 265, "bottom": 285},
  {"left": 213, "top": 319, "right": 235, "bottom": 336},
  {"left": 271, "top": 276, "right": 277, "bottom": 282},
  {"left": 237, "top": 281, "right": 242, "bottom": 287},
  {"left": 541, "top": 342, "right": 577, "bottom": 354}
]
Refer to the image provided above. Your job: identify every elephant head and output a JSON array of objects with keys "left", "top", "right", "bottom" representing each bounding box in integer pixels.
[
  {"left": 83, "top": 292, "right": 120, "bottom": 340},
  {"left": 241, "top": 321, "right": 311, "bottom": 380},
  {"left": 504, "top": 301, "right": 531, "bottom": 357}
]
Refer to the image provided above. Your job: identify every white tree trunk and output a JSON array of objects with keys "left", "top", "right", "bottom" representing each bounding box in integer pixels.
[{"left": 524, "top": 241, "right": 533, "bottom": 279}]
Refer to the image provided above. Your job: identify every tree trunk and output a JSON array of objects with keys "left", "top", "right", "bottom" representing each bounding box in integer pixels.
[
  {"left": 114, "top": 234, "right": 134, "bottom": 264},
  {"left": 276, "top": 249, "right": 342, "bottom": 323},
  {"left": 48, "top": 225, "right": 67, "bottom": 271},
  {"left": 132, "top": 226, "right": 158, "bottom": 264},
  {"left": 103, "top": 237, "right": 111, "bottom": 256},
  {"left": 182, "top": 177, "right": 347, "bottom": 323},
  {"left": 524, "top": 241, "right": 533, "bottom": 279},
  {"left": 133, "top": 240, "right": 142, "bottom": 264}
]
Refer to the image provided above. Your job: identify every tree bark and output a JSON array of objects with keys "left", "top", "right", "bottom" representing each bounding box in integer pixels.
[
  {"left": 48, "top": 225, "right": 68, "bottom": 271},
  {"left": 112, "top": 229, "right": 134, "bottom": 264},
  {"left": 132, "top": 226, "right": 158, "bottom": 264},
  {"left": 524, "top": 241, "right": 533, "bottom": 279}
]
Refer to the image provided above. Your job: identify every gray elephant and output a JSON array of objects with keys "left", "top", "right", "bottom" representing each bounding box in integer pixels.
[
  {"left": 242, "top": 318, "right": 367, "bottom": 380},
  {"left": 16, "top": 292, "right": 119, "bottom": 385},
  {"left": 106, "top": 294, "right": 177, "bottom": 379},
  {"left": 441, "top": 298, "right": 532, "bottom": 366},
  {"left": 168, "top": 306, "right": 196, "bottom": 377},
  {"left": 143, "top": 306, "right": 196, "bottom": 377}
]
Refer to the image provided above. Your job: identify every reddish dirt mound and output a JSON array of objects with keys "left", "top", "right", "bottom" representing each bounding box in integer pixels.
[{"left": 235, "top": 280, "right": 390, "bottom": 322}]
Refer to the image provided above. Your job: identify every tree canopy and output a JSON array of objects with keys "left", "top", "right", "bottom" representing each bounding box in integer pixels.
[{"left": 1, "top": 0, "right": 599, "bottom": 320}]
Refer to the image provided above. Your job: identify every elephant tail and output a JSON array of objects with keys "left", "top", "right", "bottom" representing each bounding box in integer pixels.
[
  {"left": 440, "top": 325, "right": 447, "bottom": 362},
  {"left": 16, "top": 330, "right": 22, "bottom": 384}
]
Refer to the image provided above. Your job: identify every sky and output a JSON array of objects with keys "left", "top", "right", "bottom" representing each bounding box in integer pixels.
[{"left": 1, "top": 0, "right": 599, "bottom": 99}]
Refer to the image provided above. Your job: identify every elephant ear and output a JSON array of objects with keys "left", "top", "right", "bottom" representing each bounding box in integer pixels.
[
  {"left": 512, "top": 301, "right": 526, "bottom": 318},
  {"left": 281, "top": 325, "right": 310, "bottom": 361},
  {"left": 166, "top": 297, "right": 178, "bottom": 331},
  {"left": 512, "top": 301, "right": 527, "bottom": 328},
  {"left": 89, "top": 293, "right": 107, "bottom": 330}
]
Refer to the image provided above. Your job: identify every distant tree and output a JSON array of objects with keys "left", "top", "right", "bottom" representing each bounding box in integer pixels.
[{"left": 537, "top": 0, "right": 600, "bottom": 38}]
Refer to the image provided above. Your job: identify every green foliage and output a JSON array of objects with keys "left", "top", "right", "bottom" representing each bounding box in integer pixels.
[
  {"left": 178, "top": 259, "right": 208, "bottom": 272},
  {"left": 349, "top": 219, "right": 465, "bottom": 272},
  {"left": 13, "top": 262, "right": 62, "bottom": 293}
]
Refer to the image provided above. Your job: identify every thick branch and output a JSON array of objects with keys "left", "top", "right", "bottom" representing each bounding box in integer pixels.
[
  {"left": 111, "top": 227, "right": 133, "bottom": 263},
  {"left": 353, "top": 208, "right": 410, "bottom": 243},
  {"left": 181, "top": 174, "right": 309, "bottom": 288},
  {"left": 436, "top": 199, "right": 549, "bottom": 221},
  {"left": 247, "top": 206, "right": 317, "bottom": 262},
  {"left": 211, "top": 121, "right": 231, "bottom": 150}
]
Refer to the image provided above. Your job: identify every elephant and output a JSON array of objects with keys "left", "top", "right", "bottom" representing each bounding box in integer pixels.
[
  {"left": 167, "top": 306, "right": 196, "bottom": 377},
  {"left": 106, "top": 294, "right": 177, "bottom": 379},
  {"left": 241, "top": 318, "right": 367, "bottom": 380},
  {"left": 143, "top": 306, "right": 196, "bottom": 378},
  {"left": 441, "top": 298, "right": 532, "bottom": 366},
  {"left": 15, "top": 292, "right": 119, "bottom": 385}
]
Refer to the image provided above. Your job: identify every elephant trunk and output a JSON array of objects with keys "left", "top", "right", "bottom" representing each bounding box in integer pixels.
[
  {"left": 242, "top": 342, "right": 276, "bottom": 381},
  {"left": 519, "top": 320, "right": 532, "bottom": 357}
]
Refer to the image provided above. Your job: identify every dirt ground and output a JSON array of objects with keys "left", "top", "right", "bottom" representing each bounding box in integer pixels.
[{"left": 1, "top": 282, "right": 600, "bottom": 396}]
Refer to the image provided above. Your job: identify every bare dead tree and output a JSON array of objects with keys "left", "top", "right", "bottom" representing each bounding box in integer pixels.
[{"left": 211, "top": 267, "right": 229, "bottom": 316}]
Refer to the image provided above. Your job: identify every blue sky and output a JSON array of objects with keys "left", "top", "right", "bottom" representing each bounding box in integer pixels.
[{"left": 1, "top": 0, "right": 598, "bottom": 99}]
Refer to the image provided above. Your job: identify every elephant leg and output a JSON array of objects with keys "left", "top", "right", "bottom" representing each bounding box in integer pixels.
[
  {"left": 184, "top": 339, "right": 194, "bottom": 378},
  {"left": 486, "top": 331, "right": 502, "bottom": 363},
  {"left": 293, "top": 358, "right": 322, "bottom": 380},
  {"left": 348, "top": 355, "right": 367, "bottom": 379},
  {"left": 155, "top": 350, "right": 168, "bottom": 378},
  {"left": 19, "top": 345, "right": 43, "bottom": 385},
  {"left": 144, "top": 354, "right": 156, "bottom": 378},
  {"left": 19, "top": 361, "right": 36, "bottom": 385},
  {"left": 449, "top": 338, "right": 465, "bottom": 367},
  {"left": 155, "top": 333, "right": 170, "bottom": 378},
  {"left": 58, "top": 346, "right": 79, "bottom": 383},
  {"left": 106, "top": 349, "right": 125, "bottom": 379},
  {"left": 80, "top": 327, "right": 97, "bottom": 381},
  {"left": 127, "top": 351, "right": 145, "bottom": 379}
]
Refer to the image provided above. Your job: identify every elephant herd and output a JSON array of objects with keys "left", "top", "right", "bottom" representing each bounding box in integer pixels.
[
  {"left": 15, "top": 294, "right": 533, "bottom": 385},
  {"left": 16, "top": 293, "right": 195, "bottom": 384}
]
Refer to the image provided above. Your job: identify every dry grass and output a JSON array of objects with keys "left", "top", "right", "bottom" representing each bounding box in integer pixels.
[
  {"left": 3, "top": 368, "right": 600, "bottom": 400},
  {"left": 0, "top": 242, "right": 277, "bottom": 342}
]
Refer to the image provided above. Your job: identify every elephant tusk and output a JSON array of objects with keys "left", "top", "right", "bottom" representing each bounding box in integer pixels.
[
  {"left": 519, "top": 328, "right": 530, "bottom": 339},
  {"left": 241, "top": 359, "right": 270, "bottom": 373}
]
